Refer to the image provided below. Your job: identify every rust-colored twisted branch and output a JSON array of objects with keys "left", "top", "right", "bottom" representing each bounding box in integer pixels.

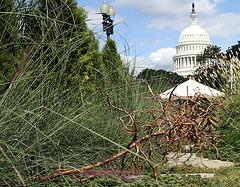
[{"left": 36, "top": 82, "right": 226, "bottom": 182}]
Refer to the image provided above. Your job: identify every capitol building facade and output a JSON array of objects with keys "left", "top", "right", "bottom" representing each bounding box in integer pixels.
[{"left": 173, "top": 4, "right": 212, "bottom": 77}]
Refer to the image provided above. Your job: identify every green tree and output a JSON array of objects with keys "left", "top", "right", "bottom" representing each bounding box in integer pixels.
[
  {"left": 193, "top": 45, "right": 227, "bottom": 90},
  {"left": 19, "top": 0, "right": 105, "bottom": 99},
  {"left": 196, "top": 45, "right": 222, "bottom": 66},
  {"left": 102, "top": 38, "right": 127, "bottom": 87},
  {"left": 226, "top": 41, "right": 240, "bottom": 60},
  {"left": 0, "top": 0, "right": 22, "bottom": 94},
  {"left": 137, "top": 68, "right": 187, "bottom": 92}
]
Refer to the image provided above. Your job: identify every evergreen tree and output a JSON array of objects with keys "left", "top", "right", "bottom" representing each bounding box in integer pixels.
[
  {"left": 193, "top": 45, "right": 227, "bottom": 90},
  {"left": 102, "top": 38, "right": 127, "bottom": 87},
  {"left": 19, "top": 0, "right": 105, "bottom": 99},
  {"left": 136, "top": 68, "right": 187, "bottom": 93},
  {"left": 226, "top": 41, "right": 240, "bottom": 60},
  {"left": 0, "top": 0, "right": 21, "bottom": 94},
  {"left": 196, "top": 45, "right": 222, "bottom": 66},
  {"left": 137, "top": 68, "right": 187, "bottom": 87}
]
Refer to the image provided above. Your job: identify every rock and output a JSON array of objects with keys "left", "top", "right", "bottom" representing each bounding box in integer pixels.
[
  {"left": 160, "top": 173, "right": 215, "bottom": 178},
  {"left": 165, "top": 152, "right": 234, "bottom": 168}
]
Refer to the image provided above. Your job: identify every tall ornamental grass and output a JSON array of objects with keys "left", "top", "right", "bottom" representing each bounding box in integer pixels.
[
  {"left": 196, "top": 53, "right": 240, "bottom": 163},
  {"left": 0, "top": 1, "right": 170, "bottom": 185}
]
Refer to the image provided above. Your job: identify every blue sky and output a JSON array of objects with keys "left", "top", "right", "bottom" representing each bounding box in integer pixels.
[{"left": 78, "top": 0, "right": 240, "bottom": 74}]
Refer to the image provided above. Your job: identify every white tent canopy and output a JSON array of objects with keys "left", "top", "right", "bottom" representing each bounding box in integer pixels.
[{"left": 160, "top": 79, "right": 225, "bottom": 99}]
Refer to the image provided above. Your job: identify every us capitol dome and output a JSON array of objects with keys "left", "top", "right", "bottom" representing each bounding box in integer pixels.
[{"left": 173, "top": 3, "right": 212, "bottom": 77}]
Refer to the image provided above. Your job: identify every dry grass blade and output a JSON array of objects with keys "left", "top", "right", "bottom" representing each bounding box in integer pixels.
[{"left": 0, "top": 147, "right": 26, "bottom": 187}]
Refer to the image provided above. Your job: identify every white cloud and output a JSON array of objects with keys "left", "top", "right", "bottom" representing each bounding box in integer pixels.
[
  {"left": 84, "top": 7, "right": 102, "bottom": 29},
  {"left": 112, "top": 0, "right": 218, "bottom": 17},
  {"left": 122, "top": 55, "right": 147, "bottom": 75},
  {"left": 214, "top": 0, "right": 225, "bottom": 3},
  {"left": 122, "top": 47, "right": 176, "bottom": 75},
  {"left": 113, "top": 0, "right": 188, "bottom": 16},
  {"left": 112, "top": 0, "right": 230, "bottom": 34},
  {"left": 202, "top": 13, "right": 240, "bottom": 37},
  {"left": 148, "top": 48, "right": 176, "bottom": 71},
  {"left": 147, "top": 15, "right": 187, "bottom": 31},
  {"left": 112, "top": 0, "right": 240, "bottom": 39},
  {"left": 146, "top": 5, "right": 240, "bottom": 38}
]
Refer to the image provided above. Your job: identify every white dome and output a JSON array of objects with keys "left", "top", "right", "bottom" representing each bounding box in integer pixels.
[
  {"left": 172, "top": 4, "right": 212, "bottom": 77},
  {"left": 178, "top": 12, "right": 211, "bottom": 44},
  {"left": 179, "top": 24, "right": 211, "bottom": 44}
]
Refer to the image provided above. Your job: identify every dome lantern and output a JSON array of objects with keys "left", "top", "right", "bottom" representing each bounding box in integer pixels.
[{"left": 190, "top": 3, "right": 197, "bottom": 25}]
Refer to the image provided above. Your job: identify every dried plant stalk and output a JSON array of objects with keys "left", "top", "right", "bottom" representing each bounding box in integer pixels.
[{"left": 37, "top": 82, "right": 225, "bottom": 182}]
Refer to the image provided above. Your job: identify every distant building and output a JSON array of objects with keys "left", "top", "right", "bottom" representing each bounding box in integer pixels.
[{"left": 173, "top": 3, "right": 212, "bottom": 77}]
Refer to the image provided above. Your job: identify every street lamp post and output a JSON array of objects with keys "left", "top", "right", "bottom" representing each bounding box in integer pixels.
[{"left": 100, "top": 1, "right": 116, "bottom": 38}]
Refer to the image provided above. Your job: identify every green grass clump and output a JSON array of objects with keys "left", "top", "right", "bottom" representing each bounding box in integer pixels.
[
  {"left": 83, "top": 166, "right": 240, "bottom": 187},
  {"left": 21, "top": 165, "right": 240, "bottom": 186}
]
